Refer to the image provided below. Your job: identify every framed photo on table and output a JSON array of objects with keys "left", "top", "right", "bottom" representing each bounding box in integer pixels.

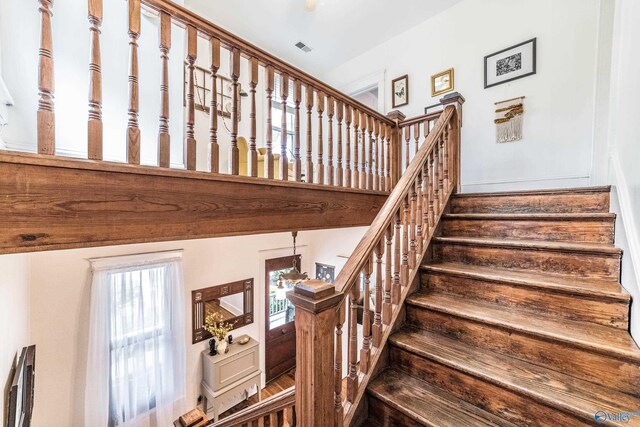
[{"left": 484, "top": 38, "right": 537, "bottom": 89}]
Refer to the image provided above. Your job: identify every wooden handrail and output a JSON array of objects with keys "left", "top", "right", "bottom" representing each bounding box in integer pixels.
[
  {"left": 286, "top": 93, "right": 465, "bottom": 427},
  {"left": 334, "top": 106, "right": 454, "bottom": 298},
  {"left": 210, "top": 387, "right": 296, "bottom": 427},
  {"left": 141, "top": 0, "right": 392, "bottom": 126}
]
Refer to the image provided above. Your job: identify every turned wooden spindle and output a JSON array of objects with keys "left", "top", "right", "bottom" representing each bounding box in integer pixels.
[
  {"left": 209, "top": 38, "right": 221, "bottom": 173},
  {"left": 438, "top": 135, "right": 444, "bottom": 205},
  {"left": 372, "top": 239, "right": 384, "bottom": 348},
  {"left": 413, "top": 123, "right": 420, "bottom": 157},
  {"left": 305, "top": 84, "right": 314, "bottom": 183},
  {"left": 367, "top": 116, "right": 374, "bottom": 191},
  {"left": 432, "top": 142, "right": 440, "bottom": 206},
  {"left": 401, "top": 196, "right": 409, "bottom": 285},
  {"left": 376, "top": 120, "right": 382, "bottom": 191},
  {"left": 409, "top": 183, "right": 417, "bottom": 270},
  {"left": 334, "top": 303, "right": 345, "bottom": 424},
  {"left": 360, "top": 112, "right": 367, "bottom": 189},
  {"left": 336, "top": 100, "right": 344, "bottom": 187},
  {"left": 379, "top": 122, "right": 385, "bottom": 191},
  {"left": 229, "top": 47, "right": 240, "bottom": 175},
  {"left": 316, "top": 92, "right": 325, "bottom": 185},
  {"left": 424, "top": 118, "right": 431, "bottom": 138},
  {"left": 415, "top": 172, "right": 423, "bottom": 255},
  {"left": 352, "top": 110, "right": 360, "bottom": 189},
  {"left": 37, "top": 0, "right": 55, "bottom": 155},
  {"left": 87, "top": 0, "right": 103, "bottom": 160},
  {"left": 443, "top": 123, "right": 450, "bottom": 190},
  {"left": 345, "top": 106, "right": 352, "bottom": 188},
  {"left": 429, "top": 152, "right": 436, "bottom": 225},
  {"left": 279, "top": 73, "right": 290, "bottom": 181},
  {"left": 126, "top": 0, "right": 141, "bottom": 165},
  {"left": 392, "top": 210, "right": 402, "bottom": 305},
  {"left": 326, "top": 96, "right": 334, "bottom": 186},
  {"left": 184, "top": 25, "right": 197, "bottom": 170},
  {"left": 404, "top": 126, "right": 411, "bottom": 171},
  {"left": 158, "top": 12, "right": 171, "bottom": 168},
  {"left": 423, "top": 161, "right": 432, "bottom": 232},
  {"left": 248, "top": 57, "right": 258, "bottom": 177},
  {"left": 293, "top": 80, "right": 302, "bottom": 181},
  {"left": 383, "top": 223, "right": 393, "bottom": 325},
  {"left": 265, "top": 65, "right": 275, "bottom": 179},
  {"left": 371, "top": 119, "right": 378, "bottom": 192},
  {"left": 360, "top": 259, "right": 372, "bottom": 373},
  {"left": 385, "top": 125, "right": 391, "bottom": 191},
  {"left": 346, "top": 285, "right": 359, "bottom": 403}
]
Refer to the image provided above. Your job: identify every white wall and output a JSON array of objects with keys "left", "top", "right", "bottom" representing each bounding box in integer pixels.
[
  {"left": 324, "top": 0, "right": 603, "bottom": 193},
  {"left": 27, "top": 227, "right": 365, "bottom": 426},
  {"left": 602, "top": 0, "right": 640, "bottom": 341},
  {"left": 0, "top": 254, "right": 30, "bottom": 426}
]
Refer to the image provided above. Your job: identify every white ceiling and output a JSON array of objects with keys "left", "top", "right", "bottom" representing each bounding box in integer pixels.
[{"left": 185, "top": 0, "right": 462, "bottom": 76}]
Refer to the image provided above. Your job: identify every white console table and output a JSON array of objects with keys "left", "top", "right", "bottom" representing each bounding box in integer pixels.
[{"left": 201, "top": 336, "right": 261, "bottom": 421}]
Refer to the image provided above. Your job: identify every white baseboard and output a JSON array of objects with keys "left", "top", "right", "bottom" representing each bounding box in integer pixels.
[
  {"left": 461, "top": 174, "right": 591, "bottom": 193},
  {"left": 609, "top": 151, "right": 640, "bottom": 342}
]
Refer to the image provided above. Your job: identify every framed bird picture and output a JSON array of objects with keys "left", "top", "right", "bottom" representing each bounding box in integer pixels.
[{"left": 392, "top": 74, "right": 409, "bottom": 108}]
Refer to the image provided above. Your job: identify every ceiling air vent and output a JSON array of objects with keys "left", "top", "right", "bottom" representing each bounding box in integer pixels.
[{"left": 295, "top": 41, "right": 313, "bottom": 53}]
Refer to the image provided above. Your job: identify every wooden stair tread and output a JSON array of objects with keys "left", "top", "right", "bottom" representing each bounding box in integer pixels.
[
  {"left": 390, "top": 327, "right": 640, "bottom": 424},
  {"left": 406, "top": 293, "right": 640, "bottom": 362},
  {"left": 443, "top": 212, "right": 615, "bottom": 221},
  {"left": 421, "top": 262, "right": 628, "bottom": 300},
  {"left": 453, "top": 186, "right": 611, "bottom": 198},
  {"left": 434, "top": 236, "right": 622, "bottom": 255},
  {"left": 368, "top": 369, "right": 519, "bottom": 427}
]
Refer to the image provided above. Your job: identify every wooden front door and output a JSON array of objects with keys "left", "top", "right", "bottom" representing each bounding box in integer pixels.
[{"left": 264, "top": 255, "right": 300, "bottom": 383}]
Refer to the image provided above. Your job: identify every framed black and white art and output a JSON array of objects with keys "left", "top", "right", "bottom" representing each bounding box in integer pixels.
[
  {"left": 391, "top": 74, "right": 409, "bottom": 108},
  {"left": 484, "top": 38, "right": 536, "bottom": 89}
]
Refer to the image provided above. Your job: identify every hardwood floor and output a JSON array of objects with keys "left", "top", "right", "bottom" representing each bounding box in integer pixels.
[{"left": 365, "top": 187, "right": 640, "bottom": 427}]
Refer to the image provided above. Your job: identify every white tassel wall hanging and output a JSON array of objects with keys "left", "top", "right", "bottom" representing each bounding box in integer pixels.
[{"left": 494, "top": 96, "right": 524, "bottom": 143}]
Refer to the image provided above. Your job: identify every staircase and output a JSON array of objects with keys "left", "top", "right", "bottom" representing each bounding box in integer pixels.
[{"left": 366, "top": 186, "right": 640, "bottom": 427}]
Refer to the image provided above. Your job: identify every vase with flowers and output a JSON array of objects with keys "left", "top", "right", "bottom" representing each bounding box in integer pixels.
[{"left": 203, "top": 311, "right": 235, "bottom": 356}]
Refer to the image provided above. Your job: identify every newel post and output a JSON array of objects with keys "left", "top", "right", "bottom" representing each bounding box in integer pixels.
[
  {"left": 386, "top": 110, "right": 406, "bottom": 189},
  {"left": 439, "top": 92, "right": 465, "bottom": 193},
  {"left": 287, "top": 280, "right": 343, "bottom": 427}
]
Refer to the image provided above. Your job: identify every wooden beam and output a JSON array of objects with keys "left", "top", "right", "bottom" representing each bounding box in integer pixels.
[{"left": 0, "top": 152, "right": 387, "bottom": 254}]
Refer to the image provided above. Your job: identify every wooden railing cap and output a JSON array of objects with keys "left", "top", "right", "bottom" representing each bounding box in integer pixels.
[
  {"left": 440, "top": 91, "right": 466, "bottom": 105},
  {"left": 287, "top": 279, "right": 343, "bottom": 314},
  {"left": 386, "top": 110, "right": 406, "bottom": 122}
]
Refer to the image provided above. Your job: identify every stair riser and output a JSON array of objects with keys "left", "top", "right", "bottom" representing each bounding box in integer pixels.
[
  {"left": 406, "top": 306, "right": 640, "bottom": 396},
  {"left": 442, "top": 218, "right": 614, "bottom": 244},
  {"left": 451, "top": 192, "right": 610, "bottom": 214},
  {"left": 366, "top": 395, "right": 426, "bottom": 427},
  {"left": 421, "top": 272, "right": 629, "bottom": 329},
  {"left": 390, "top": 347, "right": 594, "bottom": 427},
  {"left": 434, "top": 243, "right": 621, "bottom": 282}
]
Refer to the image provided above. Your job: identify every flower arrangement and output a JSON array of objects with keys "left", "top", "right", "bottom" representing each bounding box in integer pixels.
[{"left": 203, "top": 311, "right": 234, "bottom": 342}]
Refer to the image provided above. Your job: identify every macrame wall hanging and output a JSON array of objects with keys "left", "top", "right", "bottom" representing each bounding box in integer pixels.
[{"left": 494, "top": 96, "right": 525, "bottom": 143}]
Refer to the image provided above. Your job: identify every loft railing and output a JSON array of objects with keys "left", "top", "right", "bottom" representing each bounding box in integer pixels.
[
  {"left": 286, "top": 94, "right": 464, "bottom": 426},
  {"left": 31, "top": 0, "right": 398, "bottom": 190}
]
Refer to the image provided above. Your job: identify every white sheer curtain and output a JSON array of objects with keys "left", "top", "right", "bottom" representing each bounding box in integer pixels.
[{"left": 85, "top": 252, "right": 186, "bottom": 427}]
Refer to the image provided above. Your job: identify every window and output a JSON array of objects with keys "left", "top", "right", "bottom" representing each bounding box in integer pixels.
[
  {"left": 272, "top": 75, "right": 296, "bottom": 155},
  {"left": 85, "top": 252, "right": 186, "bottom": 427}
]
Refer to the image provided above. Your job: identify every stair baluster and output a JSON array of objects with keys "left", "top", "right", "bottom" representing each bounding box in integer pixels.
[
  {"left": 158, "top": 12, "right": 171, "bottom": 168},
  {"left": 126, "top": 0, "right": 141, "bottom": 165},
  {"left": 184, "top": 25, "right": 197, "bottom": 170},
  {"left": 248, "top": 57, "right": 258, "bottom": 176},
  {"left": 209, "top": 38, "right": 221, "bottom": 173},
  {"left": 37, "top": 0, "right": 55, "bottom": 155},
  {"left": 88, "top": 0, "right": 103, "bottom": 160}
]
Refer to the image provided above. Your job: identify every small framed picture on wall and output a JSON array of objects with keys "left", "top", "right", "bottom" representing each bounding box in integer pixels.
[
  {"left": 484, "top": 38, "right": 537, "bottom": 88},
  {"left": 391, "top": 74, "right": 409, "bottom": 108},
  {"left": 431, "top": 68, "right": 454, "bottom": 97}
]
